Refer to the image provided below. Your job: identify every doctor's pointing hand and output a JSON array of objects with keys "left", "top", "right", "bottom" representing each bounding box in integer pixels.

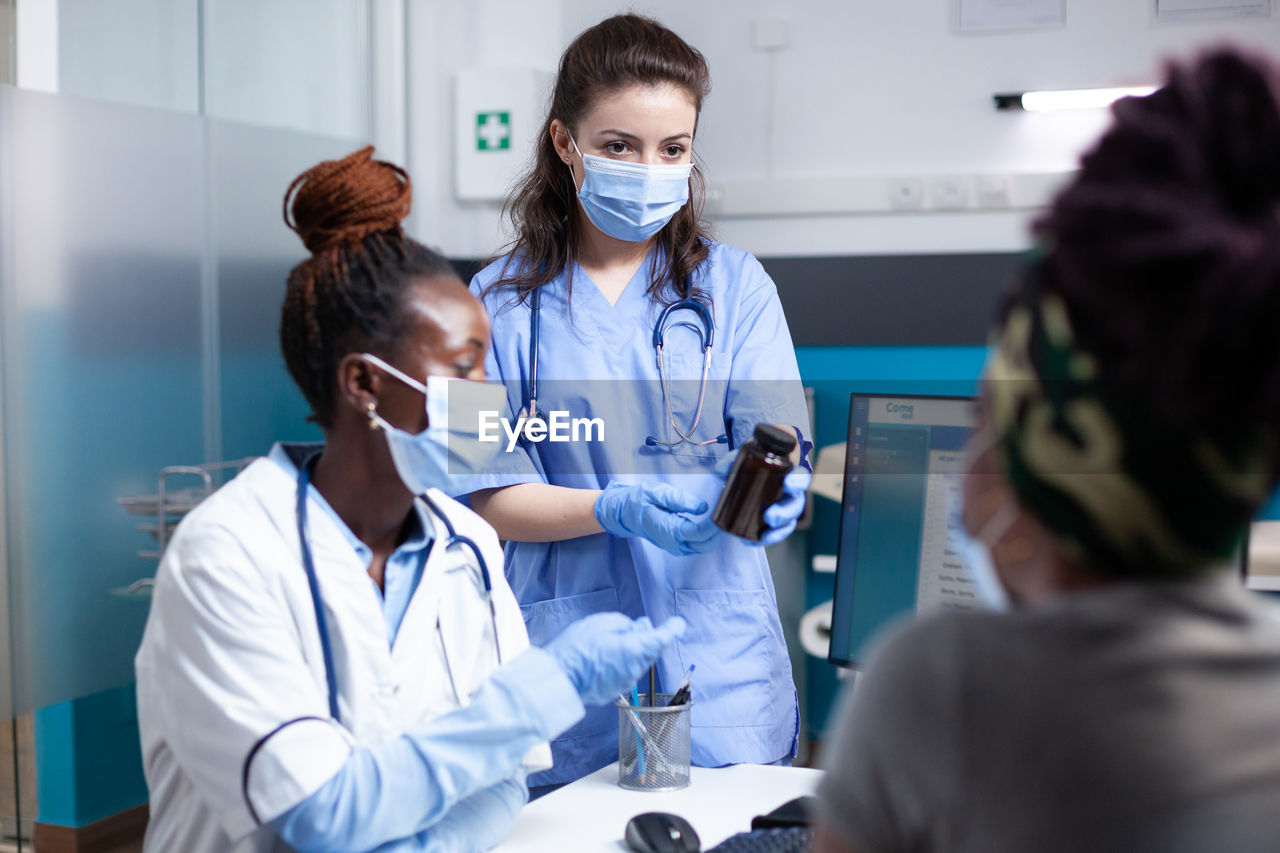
[{"left": 135, "top": 147, "right": 682, "bottom": 853}]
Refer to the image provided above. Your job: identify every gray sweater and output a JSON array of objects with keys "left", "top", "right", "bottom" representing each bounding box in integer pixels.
[{"left": 815, "top": 574, "right": 1280, "bottom": 852}]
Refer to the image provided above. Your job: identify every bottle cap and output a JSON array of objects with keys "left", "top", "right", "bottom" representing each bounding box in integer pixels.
[{"left": 753, "top": 424, "right": 797, "bottom": 455}]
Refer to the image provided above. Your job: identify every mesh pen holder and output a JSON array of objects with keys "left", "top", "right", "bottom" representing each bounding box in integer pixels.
[{"left": 616, "top": 694, "right": 693, "bottom": 792}]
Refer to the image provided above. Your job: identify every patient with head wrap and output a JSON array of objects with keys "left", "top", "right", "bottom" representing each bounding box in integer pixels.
[{"left": 812, "top": 48, "right": 1280, "bottom": 853}]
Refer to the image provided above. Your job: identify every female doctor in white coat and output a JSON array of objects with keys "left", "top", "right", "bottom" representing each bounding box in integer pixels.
[{"left": 134, "top": 147, "right": 683, "bottom": 853}]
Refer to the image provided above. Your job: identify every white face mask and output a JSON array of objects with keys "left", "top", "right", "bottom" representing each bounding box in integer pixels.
[
  {"left": 360, "top": 354, "right": 507, "bottom": 496},
  {"left": 948, "top": 428, "right": 1016, "bottom": 611},
  {"left": 949, "top": 493, "right": 1016, "bottom": 611}
]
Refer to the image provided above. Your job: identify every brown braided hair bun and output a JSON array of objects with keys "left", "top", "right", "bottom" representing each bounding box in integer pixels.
[
  {"left": 280, "top": 146, "right": 456, "bottom": 427},
  {"left": 284, "top": 145, "right": 411, "bottom": 253}
]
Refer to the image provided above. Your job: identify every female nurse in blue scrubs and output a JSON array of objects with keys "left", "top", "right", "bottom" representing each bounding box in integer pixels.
[{"left": 463, "top": 14, "right": 813, "bottom": 788}]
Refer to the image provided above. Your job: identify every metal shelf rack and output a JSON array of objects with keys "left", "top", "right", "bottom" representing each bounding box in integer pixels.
[{"left": 112, "top": 458, "right": 256, "bottom": 598}]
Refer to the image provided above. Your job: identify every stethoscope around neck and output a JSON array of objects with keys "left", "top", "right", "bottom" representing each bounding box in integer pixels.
[
  {"left": 293, "top": 451, "right": 502, "bottom": 724},
  {"left": 242, "top": 450, "right": 504, "bottom": 827},
  {"left": 518, "top": 285, "right": 729, "bottom": 448}
]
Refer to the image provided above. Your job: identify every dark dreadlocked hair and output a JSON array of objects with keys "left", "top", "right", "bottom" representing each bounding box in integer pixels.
[
  {"left": 280, "top": 146, "right": 456, "bottom": 427},
  {"left": 1022, "top": 48, "right": 1280, "bottom": 462}
]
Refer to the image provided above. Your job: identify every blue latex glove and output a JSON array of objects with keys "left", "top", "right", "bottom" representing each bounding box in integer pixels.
[
  {"left": 762, "top": 466, "right": 811, "bottom": 545},
  {"left": 713, "top": 452, "right": 812, "bottom": 546},
  {"left": 545, "top": 612, "right": 687, "bottom": 706},
  {"left": 594, "top": 481, "right": 721, "bottom": 556},
  {"left": 268, "top": 648, "right": 581, "bottom": 852}
]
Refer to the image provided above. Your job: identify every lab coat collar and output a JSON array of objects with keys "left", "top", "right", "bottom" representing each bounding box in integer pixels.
[{"left": 267, "top": 442, "right": 435, "bottom": 561}]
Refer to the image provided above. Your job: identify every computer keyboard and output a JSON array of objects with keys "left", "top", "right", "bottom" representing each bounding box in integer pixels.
[{"left": 706, "top": 826, "right": 812, "bottom": 853}]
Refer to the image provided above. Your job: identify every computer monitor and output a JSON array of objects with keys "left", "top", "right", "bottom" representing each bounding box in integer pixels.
[{"left": 828, "top": 393, "right": 980, "bottom": 667}]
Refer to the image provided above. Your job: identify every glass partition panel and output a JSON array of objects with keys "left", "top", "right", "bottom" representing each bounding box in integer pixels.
[
  {"left": 213, "top": 121, "right": 356, "bottom": 460},
  {"left": 204, "top": 0, "right": 369, "bottom": 139},
  {"left": 0, "top": 83, "right": 15, "bottom": 729},
  {"left": 1, "top": 0, "right": 14, "bottom": 86},
  {"left": 2, "top": 86, "right": 205, "bottom": 713},
  {"left": 56, "top": 0, "right": 200, "bottom": 113},
  {"left": 0, "top": 83, "right": 27, "bottom": 853}
]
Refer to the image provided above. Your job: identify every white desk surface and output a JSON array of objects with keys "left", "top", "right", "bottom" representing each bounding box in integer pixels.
[{"left": 496, "top": 763, "right": 822, "bottom": 852}]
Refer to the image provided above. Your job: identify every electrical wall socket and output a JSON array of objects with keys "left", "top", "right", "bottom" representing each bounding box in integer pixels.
[
  {"left": 752, "top": 18, "right": 789, "bottom": 50},
  {"left": 888, "top": 178, "right": 925, "bottom": 209},
  {"left": 930, "top": 176, "right": 970, "bottom": 209},
  {"left": 974, "top": 174, "right": 1012, "bottom": 208}
]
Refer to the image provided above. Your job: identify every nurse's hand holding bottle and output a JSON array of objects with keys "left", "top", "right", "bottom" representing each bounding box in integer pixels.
[{"left": 709, "top": 451, "right": 813, "bottom": 546}]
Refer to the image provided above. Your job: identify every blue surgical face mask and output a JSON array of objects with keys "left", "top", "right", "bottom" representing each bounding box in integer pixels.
[
  {"left": 570, "top": 135, "right": 693, "bottom": 242},
  {"left": 361, "top": 354, "right": 507, "bottom": 496}
]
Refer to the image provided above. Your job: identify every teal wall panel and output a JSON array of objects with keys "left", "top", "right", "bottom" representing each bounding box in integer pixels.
[
  {"left": 796, "top": 345, "right": 987, "bottom": 738},
  {"left": 32, "top": 703, "right": 75, "bottom": 827},
  {"left": 34, "top": 686, "right": 147, "bottom": 827}
]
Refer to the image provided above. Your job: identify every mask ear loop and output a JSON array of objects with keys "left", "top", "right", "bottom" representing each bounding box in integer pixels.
[
  {"left": 963, "top": 426, "right": 1036, "bottom": 584},
  {"left": 360, "top": 352, "right": 429, "bottom": 395},
  {"left": 976, "top": 503, "right": 1019, "bottom": 551},
  {"left": 566, "top": 132, "right": 588, "bottom": 198}
]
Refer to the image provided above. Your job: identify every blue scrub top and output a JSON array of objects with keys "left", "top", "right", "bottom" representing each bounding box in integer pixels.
[{"left": 464, "top": 241, "right": 811, "bottom": 784}]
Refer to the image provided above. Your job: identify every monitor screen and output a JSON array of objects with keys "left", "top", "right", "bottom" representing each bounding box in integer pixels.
[{"left": 828, "top": 393, "right": 981, "bottom": 667}]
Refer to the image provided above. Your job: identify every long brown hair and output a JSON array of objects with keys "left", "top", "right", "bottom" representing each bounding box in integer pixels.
[{"left": 488, "top": 14, "right": 713, "bottom": 309}]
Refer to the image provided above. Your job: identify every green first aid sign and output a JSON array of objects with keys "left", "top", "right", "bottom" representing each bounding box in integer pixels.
[{"left": 476, "top": 111, "right": 511, "bottom": 151}]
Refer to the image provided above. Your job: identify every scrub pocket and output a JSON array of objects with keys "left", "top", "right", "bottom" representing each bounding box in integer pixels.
[
  {"left": 520, "top": 587, "right": 623, "bottom": 782},
  {"left": 673, "top": 588, "right": 776, "bottom": 727},
  {"left": 519, "top": 587, "right": 621, "bottom": 647},
  {"left": 659, "top": 352, "right": 730, "bottom": 459}
]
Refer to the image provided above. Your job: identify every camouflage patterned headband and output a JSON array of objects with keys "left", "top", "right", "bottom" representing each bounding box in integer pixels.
[{"left": 985, "top": 285, "right": 1274, "bottom": 578}]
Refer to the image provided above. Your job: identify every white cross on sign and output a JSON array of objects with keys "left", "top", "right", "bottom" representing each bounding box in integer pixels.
[{"left": 476, "top": 112, "right": 511, "bottom": 152}]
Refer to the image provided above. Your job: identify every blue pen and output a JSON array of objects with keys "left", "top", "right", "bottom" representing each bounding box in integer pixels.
[{"left": 629, "top": 686, "right": 646, "bottom": 777}]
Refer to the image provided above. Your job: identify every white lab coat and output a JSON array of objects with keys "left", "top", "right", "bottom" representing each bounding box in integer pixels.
[{"left": 135, "top": 449, "right": 550, "bottom": 852}]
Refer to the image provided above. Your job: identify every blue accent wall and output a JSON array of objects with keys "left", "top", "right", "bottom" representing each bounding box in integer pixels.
[
  {"left": 795, "top": 345, "right": 986, "bottom": 738},
  {"left": 34, "top": 685, "right": 147, "bottom": 827}
]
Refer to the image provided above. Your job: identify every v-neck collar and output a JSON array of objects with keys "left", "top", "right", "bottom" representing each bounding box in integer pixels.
[{"left": 573, "top": 246, "right": 660, "bottom": 311}]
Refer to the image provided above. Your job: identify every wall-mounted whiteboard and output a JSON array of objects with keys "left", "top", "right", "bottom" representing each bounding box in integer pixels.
[
  {"left": 1156, "top": 0, "right": 1271, "bottom": 21},
  {"left": 955, "top": 0, "right": 1065, "bottom": 33}
]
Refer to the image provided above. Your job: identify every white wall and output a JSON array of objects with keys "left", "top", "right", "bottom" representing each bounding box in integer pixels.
[
  {"left": 405, "top": 0, "right": 1280, "bottom": 259},
  {"left": 50, "top": 0, "right": 369, "bottom": 140}
]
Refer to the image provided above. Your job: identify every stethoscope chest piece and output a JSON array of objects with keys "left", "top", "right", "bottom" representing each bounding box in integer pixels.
[
  {"left": 648, "top": 298, "right": 727, "bottom": 448},
  {"left": 515, "top": 405, "right": 548, "bottom": 442}
]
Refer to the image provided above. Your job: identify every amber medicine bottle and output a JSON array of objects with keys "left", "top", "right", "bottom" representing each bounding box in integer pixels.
[{"left": 712, "top": 424, "right": 796, "bottom": 541}]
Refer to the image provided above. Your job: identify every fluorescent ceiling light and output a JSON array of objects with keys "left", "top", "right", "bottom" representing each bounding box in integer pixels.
[{"left": 994, "top": 86, "right": 1159, "bottom": 112}]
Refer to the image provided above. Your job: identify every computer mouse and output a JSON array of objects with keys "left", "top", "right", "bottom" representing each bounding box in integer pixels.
[{"left": 624, "top": 811, "right": 701, "bottom": 853}]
